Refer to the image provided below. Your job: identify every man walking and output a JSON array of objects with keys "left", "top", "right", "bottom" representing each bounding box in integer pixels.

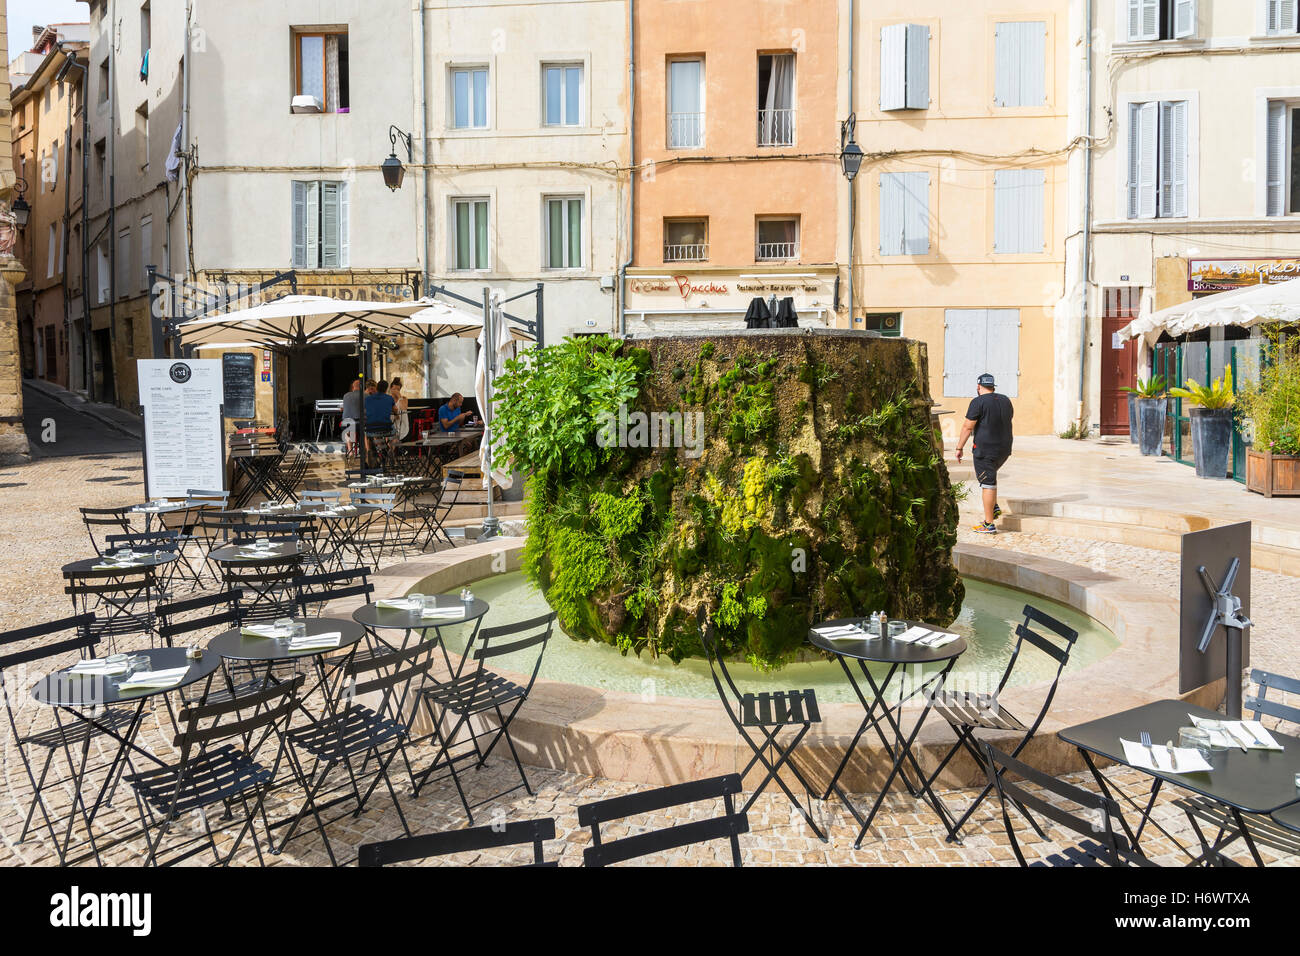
[{"left": 955, "top": 372, "right": 1013, "bottom": 535}]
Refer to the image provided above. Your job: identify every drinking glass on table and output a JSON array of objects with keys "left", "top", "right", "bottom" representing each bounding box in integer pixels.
[{"left": 408, "top": 593, "right": 425, "bottom": 612}]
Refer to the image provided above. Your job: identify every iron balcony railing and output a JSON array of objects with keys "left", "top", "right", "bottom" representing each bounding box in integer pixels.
[
  {"left": 667, "top": 112, "right": 704, "bottom": 149},
  {"left": 756, "top": 241, "right": 799, "bottom": 260},
  {"left": 757, "top": 108, "right": 796, "bottom": 146},
  {"left": 664, "top": 242, "right": 709, "bottom": 262}
]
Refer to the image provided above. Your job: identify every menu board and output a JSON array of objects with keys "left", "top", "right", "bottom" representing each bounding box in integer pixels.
[
  {"left": 137, "top": 359, "right": 225, "bottom": 498},
  {"left": 222, "top": 352, "right": 257, "bottom": 420}
]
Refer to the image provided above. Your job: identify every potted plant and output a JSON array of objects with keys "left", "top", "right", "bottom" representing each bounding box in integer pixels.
[
  {"left": 1237, "top": 331, "right": 1300, "bottom": 497},
  {"left": 1170, "top": 366, "right": 1235, "bottom": 479},
  {"left": 1121, "top": 377, "right": 1165, "bottom": 447}
]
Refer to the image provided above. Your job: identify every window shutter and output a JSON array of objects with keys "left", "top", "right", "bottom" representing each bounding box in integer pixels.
[
  {"left": 321, "top": 183, "right": 339, "bottom": 267},
  {"left": 339, "top": 183, "right": 350, "bottom": 267},
  {"left": 1173, "top": 0, "right": 1196, "bottom": 38},
  {"left": 995, "top": 22, "right": 1046, "bottom": 108},
  {"left": 292, "top": 182, "right": 308, "bottom": 268},
  {"left": 1266, "top": 101, "right": 1288, "bottom": 216},
  {"left": 905, "top": 24, "right": 929, "bottom": 109},
  {"left": 1159, "top": 100, "right": 1188, "bottom": 218},
  {"left": 943, "top": 310, "right": 986, "bottom": 397},
  {"left": 985, "top": 310, "right": 1021, "bottom": 398},
  {"left": 880, "top": 24, "right": 907, "bottom": 111},
  {"left": 1267, "top": 0, "right": 1298, "bottom": 34},
  {"left": 305, "top": 181, "right": 320, "bottom": 269},
  {"left": 140, "top": 217, "right": 152, "bottom": 290},
  {"left": 901, "top": 171, "right": 930, "bottom": 254},
  {"left": 994, "top": 169, "right": 1046, "bottom": 253},
  {"left": 1128, "top": 0, "right": 1159, "bottom": 40},
  {"left": 475, "top": 200, "right": 489, "bottom": 269},
  {"left": 880, "top": 173, "right": 905, "bottom": 255},
  {"left": 568, "top": 198, "right": 582, "bottom": 267},
  {"left": 1128, "top": 102, "right": 1158, "bottom": 219}
]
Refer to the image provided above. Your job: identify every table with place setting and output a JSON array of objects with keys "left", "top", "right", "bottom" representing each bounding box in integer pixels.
[
  {"left": 352, "top": 593, "right": 490, "bottom": 672},
  {"left": 807, "top": 615, "right": 968, "bottom": 846},
  {"left": 62, "top": 549, "right": 181, "bottom": 577},
  {"left": 129, "top": 500, "right": 192, "bottom": 534},
  {"left": 1058, "top": 699, "right": 1300, "bottom": 866},
  {"left": 209, "top": 540, "right": 305, "bottom": 565}
]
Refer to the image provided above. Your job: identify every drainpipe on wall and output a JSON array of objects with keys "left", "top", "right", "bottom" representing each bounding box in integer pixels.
[
  {"left": 107, "top": 0, "right": 119, "bottom": 406},
  {"left": 617, "top": 0, "right": 635, "bottom": 337},
  {"left": 1077, "top": 0, "right": 1095, "bottom": 430},
  {"left": 846, "top": 0, "right": 856, "bottom": 329}
]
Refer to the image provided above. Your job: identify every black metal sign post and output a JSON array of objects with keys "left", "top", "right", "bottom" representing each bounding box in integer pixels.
[{"left": 1195, "top": 558, "right": 1253, "bottom": 719}]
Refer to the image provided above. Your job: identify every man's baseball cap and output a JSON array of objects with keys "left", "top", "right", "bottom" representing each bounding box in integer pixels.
[{"left": 976, "top": 373, "right": 996, "bottom": 388}]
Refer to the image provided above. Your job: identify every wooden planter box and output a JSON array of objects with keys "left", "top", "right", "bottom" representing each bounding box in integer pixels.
[{"left": 1246, "top": 447, "right": 1300, "bottom": 497}]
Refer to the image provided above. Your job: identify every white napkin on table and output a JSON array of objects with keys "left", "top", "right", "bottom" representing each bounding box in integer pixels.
[
  {"left": 813, "top": 625, "right": 864, "bottom": 641},
  {"left": 69, "top": 659, "right": 129, "bottom": 676},
  {"left": 421, "top": 606, "right": 466, "bottom": 620},
  {"left": 892, "top": 626, "right": 935, "bottom": 644},
  {"left": 117, "top": 666, "right": 191, "bottom": 691},
  {"left": 241, "top": 623, "right": 289, "bottom": 638},
  {"left": 1120, "top": 738, "right": 1213, "bottom": 773},
  {"left": 1189, "top": 714, "right": 1284, "bottom": 751},
  {"left": 377, "top": 598, "right": 416, "bottom": 610}
]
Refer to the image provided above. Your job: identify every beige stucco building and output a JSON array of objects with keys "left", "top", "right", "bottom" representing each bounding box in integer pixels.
[{"left": 0, "top": 1, "right": 29, "bottom": 464}]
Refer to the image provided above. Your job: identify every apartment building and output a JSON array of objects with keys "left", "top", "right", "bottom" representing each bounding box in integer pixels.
[
  {"left": 10, "top": 23, "right": 89, "bottom": 391},
  {"left": 0, "top": 2, "right": 28, "bottom": 463},
  {"left": 623, "top": 0, "right": 842, "bottom": 332}
]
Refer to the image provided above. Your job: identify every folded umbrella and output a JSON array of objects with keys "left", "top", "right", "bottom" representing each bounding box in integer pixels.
[
  {"left": 743, "top": 297, "right": 771, "bottom": 330},
  {"left": 776, "top": 297, "right": 799, "bottom": 328}
]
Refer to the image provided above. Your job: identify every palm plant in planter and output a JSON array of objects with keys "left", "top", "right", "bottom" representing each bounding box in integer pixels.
[
  {"left": 1170, "top": 366, "right": 1234, "bottom": 479},
  {"left": 1237, "top": 331, "right": 1300, "bottom": 497},
  {"left": 1122, "top": 377, "right": 1166, "bottom": 451}
]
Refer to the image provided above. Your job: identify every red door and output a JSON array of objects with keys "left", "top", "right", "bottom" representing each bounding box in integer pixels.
[{"left": 1100, "top": 288, "right": 1138, "bottom": 435}]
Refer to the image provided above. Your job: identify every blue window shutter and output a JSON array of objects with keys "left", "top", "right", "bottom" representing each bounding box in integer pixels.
[
  {"left": 880, "top": 24, "right": 907, "bottom": 111},
  {"left": 943, "top": 310, "right": 986, "bottom": 397},
  {"left": 985, "top": 309, "right": 1021, "bottom": 398},
  {"left": 995, "top": 22, "right": 1046, "bottom": 108},
  {"left": 879, "top": 173, "right": 905, "bottom": 255},
  {"left": 994, "top": 169, "right": 1046, "bottom": 253},
  {"left": 905, "top": 25, "right": 929, "bottom": 109},
  {"left": 901, "top": 171, "right": 930, "bottom": 254}
]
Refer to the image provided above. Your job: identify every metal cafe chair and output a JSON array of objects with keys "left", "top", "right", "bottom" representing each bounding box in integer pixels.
[
  {"left": 124, "top": 674, "right": 304, "bottom": 866},
  {"left": 578, "top": 774, "right": 750, "bottom": 867},
  {"left": 923, "top": 604, "right": 1079, "bottom": 841},
  {"left": 349, "top": 491, "right": 400, "bottom": 563},
  {"left": 194, "top": 510, "right": 246, "bottom": 587},
  {"left": 104, "top": 529, "right": 195, "bottom": 590},
  {"left": 220, "top": 559, "right": 301, "bottom": 626},
  {"left": 413, "top": 612, "right": 556, "bottom": 824},
  {"left": 411, "top": 469, "right": 464, "bottom": 551},
  {"left": 64, "top": 566, "right": 161, "bottom": 654},
  {"left": 982, "top": 742, "right": 1156, "bottom": 868},
  {"left": 0, "top": 613, "right": 130, "bottom": 866},
  {"left": 358, "top": 818, "right": 557, "bottom": 867},
  {"left": 1176, "top": 668, "right": 1300, "bottom": 866},
  {"left": 697, "top": 607, "right": 827, "bottom": 840},
  {"left": 295, "top": 568, "right": 374, "bottom": 618},
  {"left": 277, "top": 640, "right": 437, "bottom": 866},
  {"left": 78, "top": 506, "right": 136, "bottom": 556}
]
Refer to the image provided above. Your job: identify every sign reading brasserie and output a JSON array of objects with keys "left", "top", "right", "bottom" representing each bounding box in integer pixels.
[
  {"left": 1189, "top": 258, "right": 1300, "bottom": 292},
  {"left": 629, "top": 274, "right": 822, "bottom": 303}
]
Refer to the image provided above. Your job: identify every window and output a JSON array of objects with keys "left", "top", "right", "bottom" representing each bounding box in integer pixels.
[
  {"left": 543, "top": 64, "right": 583, "bottom": 126},
  {"left": 544, "top": 196, "right": 583, "bottom": 269},
  {"left": 879, "top": 171, "right": 930, "bottom": 255},
  {"left": 757, "top": 53, "right": 795, "bottom": 146},
  {"left": 96, "top": 242, "right": 110, "bottom": 303},
  {"left": 667, "top": 58, "right": 704, "bottom": 148},
  {"left": 1266, "top": 101, "right": 1300, "bottom": 215},
  {"left": 116, "top": 228, "right": 131, "bottom": 297},
  {"left": 140, "top": 216, "right": 152, "bottom": 290},
  {"left": 451, "top": 198, "right": 490, "bottom": 270},
  {"left": 47, "top": 224, "right": 57, "bottom": 278},
  {"left": 292, "top": 181, "right": 350, "bottom": 269},
  {"left": 864, "top": 313, "right": 902, "bottom": 337},
  {"left": 1266, "top": 0, "right": 1299, "bottom": 35},
  {"left": 1125, "top": 0, "right": 1196, "bottom": 41},
  {"left": 1126, "top": 100, "right": 1188, "bottom": 218},
  {"left": 294, "top": 30, "right": 349, "bottom": 112},
  {"left": 94, "top": 140, "right": 107, "bottom": 201},
  {"left": 756, "top": 217, "right": 799, "bottom": 260},
  {"left": 451, "top": 67, "right": 489, "bottom": 129},
  {"left": 135, "top": 103, "right": 149, "bottom": 169},
  {"left": 664, "top": 218, "right": 708, "bottom": 262},
  {"left": 49, "top": 140, "right": 59, "bottom": 189},
  {"left": 880, "top": 23, "right": 929, "bottom": 111},
  {"left": 993, "top": 169, "right": 1046, "bottom": 253},
  {"left": 140, "top": 2, "right": 151, "bottom": 74},
  {"left": 943, "top": 309, "right": 1020, "bottom": 398},
  {"left": 98, "top": 58, "right": 109, "bottom": 104},
  {"left": 994, "top": 22, "right": 1047, "bottom": 107}
]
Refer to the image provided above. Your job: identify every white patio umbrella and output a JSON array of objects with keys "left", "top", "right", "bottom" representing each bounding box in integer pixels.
[
  {"left": 399, "top": 299, "right": 534, "bottom": 343},
  {"left": 1119, "top": 278, "right": 1300, "bottom": 342},
  {"left": 177, "top": 294, "right": 436, "bottom": 351}
]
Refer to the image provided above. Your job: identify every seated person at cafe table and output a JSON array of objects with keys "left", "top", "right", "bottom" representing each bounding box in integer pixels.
[
  {"left": 438, "top": 393, "right": 474, "bottom": 433},
  {"left": 365, "top": 379, "right": 398, "bottom": 452}
]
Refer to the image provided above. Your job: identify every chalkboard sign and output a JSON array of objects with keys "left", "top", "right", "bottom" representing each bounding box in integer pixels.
[{"left": 222, "top": 352, "right": 257, "bottom": 419}]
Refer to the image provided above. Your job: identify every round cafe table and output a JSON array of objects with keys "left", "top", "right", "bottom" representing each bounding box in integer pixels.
[
  {"left": 352, "top": 595, "right": 490, "bottom": 676},
  {"left": 808, "top": 617, "right": 967, "bottom": 847},
  {"left": 210, "top": 541, "right": 305, "bottom": 564},
  {"left": 62, "top": 551, "right": 180, "bottom": 576}
]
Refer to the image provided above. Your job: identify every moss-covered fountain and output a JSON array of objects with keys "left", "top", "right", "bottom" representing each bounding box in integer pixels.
[{"left": 492, "top": 328, "right": 964, "bottom": 671}]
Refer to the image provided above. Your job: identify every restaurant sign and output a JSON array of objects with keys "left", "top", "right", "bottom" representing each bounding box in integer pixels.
[
  {"left": 1189, "top": 258, "right": 1300, "bottom": 292},
  {"left": 628, "top": 274, "right": 824, "bottom": 303}
]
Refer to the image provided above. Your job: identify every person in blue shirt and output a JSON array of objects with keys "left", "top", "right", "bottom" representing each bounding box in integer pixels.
[
  {"left": 438, "top": 393, "right": 473, "bottom": 432},
  {"left": 365, "top": 379, "right": 398, "bottom": 454}
]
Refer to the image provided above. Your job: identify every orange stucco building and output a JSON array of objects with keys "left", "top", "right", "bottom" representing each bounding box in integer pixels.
[{"left": 624, "top": 0, "right": 843, "bottom": 332}]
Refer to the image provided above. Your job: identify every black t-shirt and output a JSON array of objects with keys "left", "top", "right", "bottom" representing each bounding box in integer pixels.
[{"left": 965, "top": 392, "right": 1014, "bottom": 459}]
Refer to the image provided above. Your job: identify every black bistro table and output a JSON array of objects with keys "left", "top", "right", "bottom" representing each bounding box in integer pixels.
[
  {"left": 352, "top": 595, "right": 490, "bottom": 672},
  {"left": 1059, "top": 699, "right": 1300, "bottom": 865},
  {"left": 808, "top": 618, "right": 968, "bottom": 847},
  {"left": 30, "top": 646, "right": 222, "bottom": 862},
  {"left": 62, "top": 551, "right": 180, "bottom": 577},
  {"left": 209, "top": 541, "right": 305, "bottom": 564}
]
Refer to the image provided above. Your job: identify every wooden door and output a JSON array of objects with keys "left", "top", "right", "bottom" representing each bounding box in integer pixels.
[{"left": 1100, "top": 288, "right": 1139, "bottom": 435}]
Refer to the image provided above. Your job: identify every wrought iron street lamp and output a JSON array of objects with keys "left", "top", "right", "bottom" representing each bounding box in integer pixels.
[
  {"left": 382, "top": 126, "right": 413, "bottom": 191},
  {"left": 11, "top": 179, "right": 30, "bottom": 228},
  {"left": 840, "top": 114, "right": 863, "bottom": 182}
]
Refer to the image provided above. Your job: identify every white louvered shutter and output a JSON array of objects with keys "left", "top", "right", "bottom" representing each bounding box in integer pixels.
[
  {"left": 1267, "top": 0, "right": 1298, "bottom": 34},
  {"left": 880, "top": 24, "right": 907, "bottom": 111},
  {"left": 994, "top": 169, "right": 1046, "bottom": 253},
  {"left": 1128, "top": 0, "right": 1160, "bottom": 41},
  {"left": 321, "top": 182, "right": 340, "bottom": 268},
  {"left": 1159, "top": 100, "right": 1188, "bottom": 218},
  {"left": 304, "top": 181, "right": 320, "bottom": 269},
  {"left": 1173, "top": 0, "right": 1196, "bottom": 38},
  {"left": 339, "top": 183, "right": 350, "bottom": 267},
  {"left": 1128, "top": 102, "right": 1159, "bottom": 219},
  {"left": 905, "top": 24, "right": 929, "bottom": 109},
  {"left": 1266, "top": 101, "right": 1288, "bottom": 217}
]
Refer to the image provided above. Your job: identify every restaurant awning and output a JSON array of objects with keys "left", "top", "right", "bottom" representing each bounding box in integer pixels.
[
  {"left": 1119, "top": 277, "right": 1300, "bottom": 343},
  {"left": 176, "top": 294, "right": 438, "bottom": 351}
]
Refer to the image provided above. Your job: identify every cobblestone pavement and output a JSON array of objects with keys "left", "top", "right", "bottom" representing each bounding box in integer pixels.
[{"left": 0, "top": 453, "right": 1296, "bottom": 866}]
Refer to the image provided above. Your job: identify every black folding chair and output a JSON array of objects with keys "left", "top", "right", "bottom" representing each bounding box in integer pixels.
[
  {"left": 411, "top": 469, "right": 464, "bottom": 550},
  {"left": 103, "top": 529, "right": 193, "bottom": 591},
  {"left": 296, "top": 567, "right": 374, "bottom": 617},
  {"left": 697, "top": 607, "right": 826, "bottom": 839},
  {"left": 982, "top": 743, "right": 1156, "bottom": 867},
  {"left": 578, "top": 774, "right": 749, "bottom": 867},
  {"left": 1176, "top": 668, "right": 1300, "bottom": 866},
  {"left": 413, "top": 612, "right": 555, "bottom": 823},
  {"left": 64, "top": 566, "right": 160, "bottom": 653},
  {"left": 220, "top": 556, "right": 301, "bottom": 625},
  {"left": 924, "top": 604, "right": 1079, "bottom": 841},
  {"left": 358, "top": 818, "right": 557, "bottom": 867},
  {"left": 278, "top": 640, "right": 436, "bottom": 865},
  {"left": 79, "top": 506, "right": 135, "bottom": 555},
  {"left": 193, "top": 510, "right": 245, "bottom": 586},
  {"left": 124, "top": 674, "right": 304, "bottom": 866},
  {"left": 349, "top": 492, "right": 400, "bottom": 563},
  {"left": 0, "top": 614, "right": 129, "bottom": 865}
]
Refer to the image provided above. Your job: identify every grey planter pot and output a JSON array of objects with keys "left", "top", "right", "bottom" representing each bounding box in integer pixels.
[
  {"left": 1189, "top": 407, "right": 1233, "bottom": 479},
  {"left": 1136, "top": 398, "right": 1166, "bottom": 457},
  {"left": 1127, "top": 393, "right": 1138, "bottom": 443}
]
